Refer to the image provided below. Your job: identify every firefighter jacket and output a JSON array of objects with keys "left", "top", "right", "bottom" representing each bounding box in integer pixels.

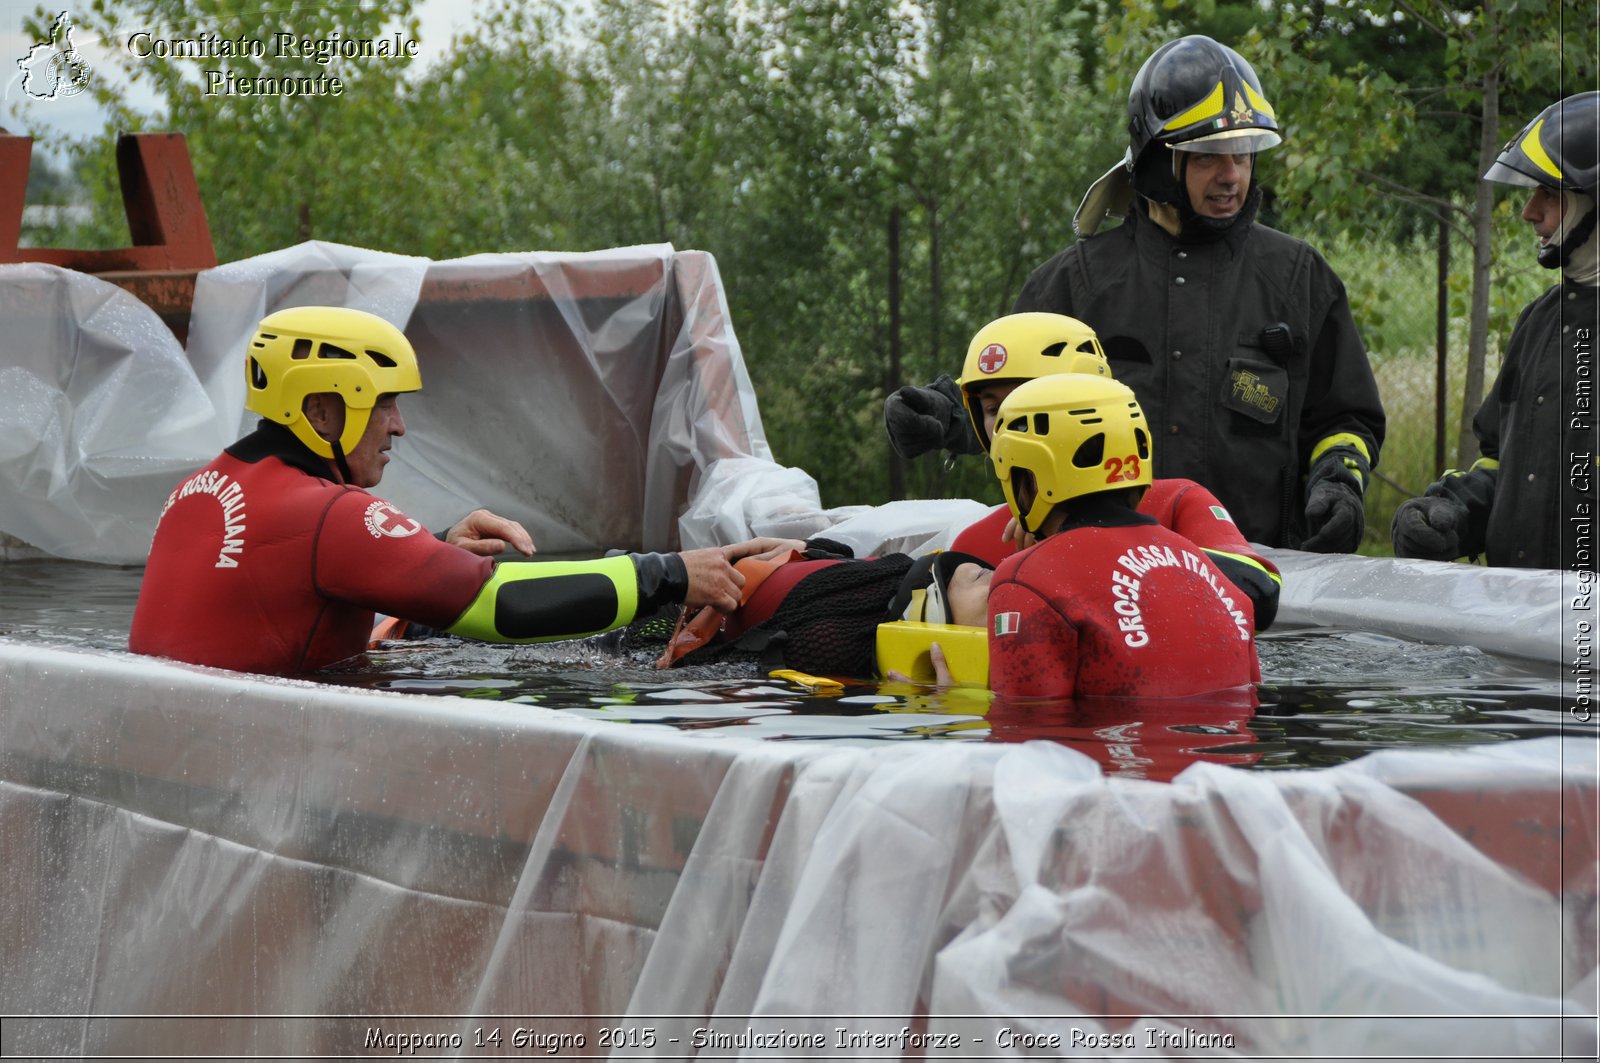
[
  {"left": 1012, "top": 199, "right": 1386, "bottom": 547},
  {"left": 1469, "top": 281, "right": 1598, "bottom": 568}
]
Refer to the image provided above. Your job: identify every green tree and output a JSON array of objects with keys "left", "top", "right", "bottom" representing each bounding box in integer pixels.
[
  {"left": 1387, "top": 0, "right": 1596, "bottom": 465},
  {"left": 67, "top": 0, "right": 426, "bottom": 260}
]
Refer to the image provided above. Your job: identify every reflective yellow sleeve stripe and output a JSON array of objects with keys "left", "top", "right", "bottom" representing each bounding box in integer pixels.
[
  {"left": 1440, "top": 457, "right": 1500, "bottom": 478},
  {"left": 1310, "top": 434, "right": 1373, "bottom": 488},
  {"left": 1204, "top": 549, "right": 1283, "bottom": 587},
  {"left": 445, "top": 555, "right": 640, "bottom": 644},
  {"left": 1520, "top": 119, "right": 1565, "bottom": 182},
  {"left": 1309, "top": 432, "right": 1373, "bottom": 467},
  {"left": 1163, "top": 81, "right": 1225, "bottom": 131}
]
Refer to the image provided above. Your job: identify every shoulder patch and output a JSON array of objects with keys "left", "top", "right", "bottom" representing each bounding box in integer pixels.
[
  {"left": 1210, "top": 505, "right": 1233, "bottom": 523},
  {"left": 993, "top": 611, "right": 1021, "bottom": 637},
  {"left": 363, "top": 500, "right": 422, "bottom": 539}
]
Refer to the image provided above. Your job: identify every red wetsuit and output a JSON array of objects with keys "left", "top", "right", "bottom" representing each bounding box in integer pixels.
[
  {"left": 953, "top": 478, "right": 1281, "bottom": 628},
  {"left": 987, "top": 500, "right": 1260, "bottom": 699},
  {"left": 131, "top": 426, "right": 490, "bottom": 675}
]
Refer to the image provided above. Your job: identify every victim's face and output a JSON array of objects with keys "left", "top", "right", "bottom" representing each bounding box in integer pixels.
[{"left": 947, "top": 562, "right": 994, "bottom": 628}]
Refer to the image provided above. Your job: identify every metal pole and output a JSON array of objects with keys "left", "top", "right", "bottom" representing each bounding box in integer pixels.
[{"left": 1435, "top": 211, "right": 1450, "bottom": 474}]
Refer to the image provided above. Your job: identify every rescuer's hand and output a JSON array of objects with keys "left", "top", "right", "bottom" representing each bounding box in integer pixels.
[
  {"left": 678, "top": 547, "right": 745, "bottom": 612},
  {"left": 1002, "top": 515, "right": 1037, "bottom": 554},
  {"left": 446, "top": 509, "right": 536, "bottom": 557},
  {"left": 724, "top": 537, "right": 808, "bottom": 563},
  {"left": 1301, "top": 480, "right": 1364, "bottom": 553},
  {"left": 885, "top": 641, "right": 954, "bottom": 688}
]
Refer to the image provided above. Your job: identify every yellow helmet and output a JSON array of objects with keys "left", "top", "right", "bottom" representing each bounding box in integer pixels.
[
  {"left": 990, "top": 374, "right": 1152, "bottom": 535},
  {"left": 958, "top": 313, "right": 1110, "bottom": 449},
  {"left": 244, "top": 306, "right": 421, "bottom": 459}
]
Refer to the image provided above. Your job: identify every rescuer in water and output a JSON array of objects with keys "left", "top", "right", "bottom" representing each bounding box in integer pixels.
[{"left": 130, "top": 305, "right": 751, "bottom": 675}]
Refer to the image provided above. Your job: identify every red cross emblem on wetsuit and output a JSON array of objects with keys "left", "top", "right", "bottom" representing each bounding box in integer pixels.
[
  {"left": 364, "top": 501, "right": 422, "bottom": 539},
  {"left": 977, "top": 343, "right": 1008, "bottom": 374}
]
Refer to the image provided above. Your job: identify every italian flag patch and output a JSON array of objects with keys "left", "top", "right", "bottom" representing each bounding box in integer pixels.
[
  {"left": 1210, "top": 505, "right": 1233, "bottom": 523},
  {"left": 994, "top": 611, "right": 1021, "bottom": 637}
]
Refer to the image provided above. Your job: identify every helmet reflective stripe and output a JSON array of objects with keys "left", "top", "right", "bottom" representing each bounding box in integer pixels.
[
  {"left": 1485, "top": 92, "right": 1599, "bottom": 199},
  {"left": 1163, "top": 81, "right": 1227, "bottom": 131},
  {"left": 1519, "top": 119, "right": 1566, "bottom": 182},
  {"left": 1129, "top": 35, "right": 1282, "bottom": 166},
  {"left": 1166, "top": 88, "right": 1281, "bottom": 153},
  {"left": 959, "top": 313, "right": 1111, "bottom": 450},
  {"left": 244, "top": 306, "right": 421, "bottom": 460}
]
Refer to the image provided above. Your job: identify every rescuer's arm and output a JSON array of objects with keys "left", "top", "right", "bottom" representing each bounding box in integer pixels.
[{"left": 445, "top": 549, "right": 742, "bottom": 643}]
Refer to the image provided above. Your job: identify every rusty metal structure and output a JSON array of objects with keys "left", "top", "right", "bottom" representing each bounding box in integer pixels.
[{"left": 1, "top": 131, "right": 215, "bottom": 342}]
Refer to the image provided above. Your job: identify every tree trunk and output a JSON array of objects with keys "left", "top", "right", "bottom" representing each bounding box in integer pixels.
[
  {"left": 1435, "top": 211, "right": 1450, "bottom": 475},
  {"left": 1459, "top": 61, "right": 1499, "bottom": 468},
  {"left": 887, "top": 206, "right": 904, "bottom": 500},
  {"left": 925, "top": 200, "right": 944, "bottom": 497}
]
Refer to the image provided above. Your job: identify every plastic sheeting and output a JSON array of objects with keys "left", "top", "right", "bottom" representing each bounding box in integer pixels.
[
  {"left": 0, "top": 264, "right": 230, "bottom": 563},
  {"left": 1269, "top": 547, "right": 1583, "bottom": 667},
  {"left": 0, "top": 243, "right": 848, "bottom": 562},
  {"left": 0, "top": 638, "right": 1594, "bottom": 1057}
]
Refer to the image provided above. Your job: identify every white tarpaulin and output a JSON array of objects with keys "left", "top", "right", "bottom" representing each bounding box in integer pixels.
[
  {"left": 0, "top": 264, "right": 230, "bottom": 562},
  {"left": 0, "top": 640, "right": 1593, "bottom": 1058},
  {"left": 0, "top": 244, "right": 846, "bottom": 563},
  {"left": 1269, "top": 547, "right": 1582, "bottom": 667}
]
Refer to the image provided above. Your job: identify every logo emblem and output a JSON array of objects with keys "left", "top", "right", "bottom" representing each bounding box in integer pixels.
[
  {"left": 977, "top": 343, "right": 1008, "bottom": 375},
  {"left": 16, "top": 12, "right": 92, "bottom": 100},
  {"left": 364, "top": 501, "right": 422, "bottom": 539},
  {"left": 1228, "top": 91, "right": 1254, "bottom": 126},
  {"left": 1230, "top": 369, "right": 1280, "bottom": 415},
  {"left": 993, "top": 611, "right": 1021, "bottom": 637}
]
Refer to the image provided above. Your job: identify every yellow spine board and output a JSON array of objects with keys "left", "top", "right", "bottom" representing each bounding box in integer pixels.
[{"left": 875, "top": 620, "right": 989, "bottom": 687}]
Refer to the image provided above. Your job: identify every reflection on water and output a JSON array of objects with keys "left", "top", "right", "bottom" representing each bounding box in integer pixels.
[{"left": 1, "top": 559, "right": 1590, "bottom": 780}]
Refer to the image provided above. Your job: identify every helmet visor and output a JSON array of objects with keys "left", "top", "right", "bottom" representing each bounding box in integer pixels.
[
  {"left": 1482, "top": 158, "right": 1546, "bottom": 189},
  {"left": 1173, "top": 127, "right": 1282, "bottom": 154}
]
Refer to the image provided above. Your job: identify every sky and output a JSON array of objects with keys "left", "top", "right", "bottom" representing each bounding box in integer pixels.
[{"left": 1, "top": 0, "right": 481, "bottom": 164}]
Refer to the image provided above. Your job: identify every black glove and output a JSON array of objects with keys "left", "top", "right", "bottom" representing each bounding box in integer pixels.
[
  {"left": 883, "top": 374, "right": 984, "bottom": 459},
  {"left": 1300, "top": 445, "right": 1370, "bottom": 553},
  {"left": 1392, "top": 462, "right": 1496, "bottom": 560},
  {"left": 1391, "top": 495, "right": 1468, "bottom": 560}
]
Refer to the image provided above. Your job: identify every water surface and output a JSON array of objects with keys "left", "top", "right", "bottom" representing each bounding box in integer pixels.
[{"left": 1, "top": 558, "right": 1588, "bottom": 780}]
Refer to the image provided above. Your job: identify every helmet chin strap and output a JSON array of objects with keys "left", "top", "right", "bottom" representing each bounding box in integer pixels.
[{"left": 330, "top": 439, "right": 355, "bottom": 485}]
